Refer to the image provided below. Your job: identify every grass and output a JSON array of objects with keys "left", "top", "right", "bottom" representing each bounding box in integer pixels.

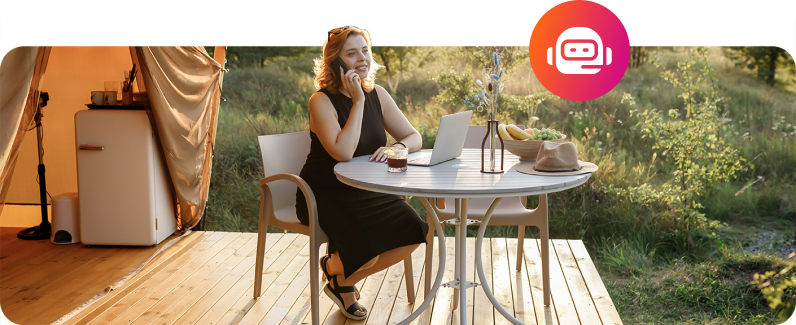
[
  {"left": 603, "top": 240, "right": 788, "bottom": 324},
  {"left": 205, "top": 46, "right": 796, "bottom": 322}
]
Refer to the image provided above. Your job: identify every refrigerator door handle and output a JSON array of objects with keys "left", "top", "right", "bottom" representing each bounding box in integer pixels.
[{"left": 79, "top": 145, "right": 104, "bottom": 150}]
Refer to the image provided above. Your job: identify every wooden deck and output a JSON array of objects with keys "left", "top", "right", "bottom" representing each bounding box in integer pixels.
[{"left": 2, "top": 230, "right": 622, "bottom": 325}]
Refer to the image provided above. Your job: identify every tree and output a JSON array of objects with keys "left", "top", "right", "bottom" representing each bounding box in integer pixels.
[
  {"left": 371, "top": 47, "right": 433, "bottom": 94},
  {"left": 628, "top": 47, "right": 651, "bottom": 68},
  {"left": 431, "top": 47, "right": 552, "bottom": 126},
  {"left": 628, "top": 47, "right": 746, "bottom": 249},
  {"left": 628, "top": 45, "right": 672, "bottom": 68},
  {"left": 724, "top": 47, "right": 796, "bottom": 86},
  {"left": 205, "top": 47, "right": 316, "bottom": 69},
  {"left": 458, "top": 46, "right": 527, "bottom": 75}
]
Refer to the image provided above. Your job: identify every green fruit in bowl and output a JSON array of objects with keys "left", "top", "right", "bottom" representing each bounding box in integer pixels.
[{"left": 531, "top": 128, "right": 564, "bottom": 140}]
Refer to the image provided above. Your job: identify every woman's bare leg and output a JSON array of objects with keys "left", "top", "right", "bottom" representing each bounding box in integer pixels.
[{"left": 326, "top": 243, "right": 421, "bottom": 316}]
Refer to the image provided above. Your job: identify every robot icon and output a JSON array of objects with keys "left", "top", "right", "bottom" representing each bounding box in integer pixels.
[{"left": 547, "top": 27, "right": 612, "bottom": 74}]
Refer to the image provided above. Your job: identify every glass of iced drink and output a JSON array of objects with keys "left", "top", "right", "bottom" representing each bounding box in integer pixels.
[{"left": 387, "top": 147, "right": 408, "bottom": 173}]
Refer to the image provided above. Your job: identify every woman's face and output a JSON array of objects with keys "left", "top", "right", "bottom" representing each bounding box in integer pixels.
[{"left": 338, "top": 34, "right": 371, "bottom": 79}]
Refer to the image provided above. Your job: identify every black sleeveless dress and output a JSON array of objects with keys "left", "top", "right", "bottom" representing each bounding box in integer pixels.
[{"left": 295, "top": 88, "right": 429, "bottom": 278}]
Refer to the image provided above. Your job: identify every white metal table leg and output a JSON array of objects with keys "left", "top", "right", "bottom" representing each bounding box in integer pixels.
[
  {"left": 395, "top": 197, "right": 447, "bottom": 325},
  {"left": 475, "top": 197, "right": 525, "bottom": 325}
]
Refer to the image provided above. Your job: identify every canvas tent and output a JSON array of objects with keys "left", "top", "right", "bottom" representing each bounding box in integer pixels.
[{"left": 0, "top": 46, "right": 227, "bottom": 231}]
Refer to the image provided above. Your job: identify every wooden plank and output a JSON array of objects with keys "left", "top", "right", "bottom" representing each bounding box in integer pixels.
[
  {"left": 69, "top": 232, "right": 215, "bottom": 325},
  {"left": 491, "top": 238, "right": 516, "bottom": 325},
  {"left": 523, "top": 238, "right": 559, "bottom": 325},
  {"left": 473, "top": 236, "right": 494, "bottom": 325},
  {"left": 505, "top": 238, "right": 537, "bottom": 325},
  {"left": 63, "top": 231, "right": 209, "bottom": 325},
  {"left": 363, "top": 257, "right": 408, "bottom": 325},
  {"left": 123, "top": 233, "right": 205, "bottom": 283},
  {"left": 8, "top": 244, "right": 170, "bottom": 324},
  {"left": 190, "top": 233, "right": 298, "bottom": 324},
  {"left": 145, "top": 233, "right": 259, "bottom": 325},
  {"left": 1, "top": 243, "right": 121, "bottom": 303},
  {"left": 259, "top": 258, "right": 313, "bottom": 325},
  {"left": 234, "top": 235, "right": 310, "bottom": 324},
  {"left": 0, "top": 227, "right": 18, "bottom": 245},
  {"left": 97, "top": 232, "right": 238, "bottom": 325},
  {"left": 120, "top": 232, "right": 252, "bottom": 325},
  {"left": 553, "top": 240, "right": 601, "bottom": 325},
  {"left": 216, "top": 233, "right": 309, "bottom": 324},
  {"left": 538, "top": 239, "right": 578, "bottom": 325},
  {"left": 279, "top": 282, "right": 313, "bottom": 325},
  {"left": 427, "top": 235, "right": 457, "bottom": 325},
  {"left": 0, "top": 241, "right": 98, "bottom": 300},
  {"left": 0, "top": 229, "right": 65, "bottom": 278},
  {"left": 386, "top": 240, "right": 427, "bottom": 325},
  {"left": 9, "top": 232, "right": 619, "bottom": 325},
  {"left": 568, "top": 240, "right": 623, "bottom": 325},
  {"left": 168, "top": 233, "right": 282, "bottom": 324},
  {"left": 263, "top": 241, "right": 331, "bottom": 325},
  {"left": 0, "top": 228, "right": 61, "bottom": 272},
  {"left": 45, "top": 234, "right": 199, "bottom": 325}
]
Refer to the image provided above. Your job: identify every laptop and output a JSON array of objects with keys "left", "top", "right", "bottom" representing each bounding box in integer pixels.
[{"left": 407, "top": 110, "right": 473, "bottom": 166}]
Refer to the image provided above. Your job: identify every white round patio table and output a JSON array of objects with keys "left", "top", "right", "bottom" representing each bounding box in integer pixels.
[{"left": 334, "top": 148, "right": 591, "bottom": 325}]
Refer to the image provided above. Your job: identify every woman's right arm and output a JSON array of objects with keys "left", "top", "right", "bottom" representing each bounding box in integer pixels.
[{"left": 308, "top": 91, "right": 365, "bottom": 162}]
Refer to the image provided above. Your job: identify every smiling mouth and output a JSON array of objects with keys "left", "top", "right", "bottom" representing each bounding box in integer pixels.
[{"left": 355, "top": 65, "right": 368, "bottom": 71}]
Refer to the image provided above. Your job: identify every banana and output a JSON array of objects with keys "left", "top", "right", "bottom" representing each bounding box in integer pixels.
[
  {"left": 506, "top": 124, "right": 533, "bottom": 140},
  {"left": 498, "top": 124, "right": 513, "bottom": 140}
]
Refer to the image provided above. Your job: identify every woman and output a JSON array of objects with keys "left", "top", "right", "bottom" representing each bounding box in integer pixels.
[{"left": 294, "top": 26, "right": 429, "bottom": 320}]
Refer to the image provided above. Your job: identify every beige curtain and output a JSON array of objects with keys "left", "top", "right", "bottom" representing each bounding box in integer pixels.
[
  {"left": 136, "top": 47, "right": 225, "bottom": 230},
  {"left": 0, "top": 47, "right": 50, "bottom": 216}
]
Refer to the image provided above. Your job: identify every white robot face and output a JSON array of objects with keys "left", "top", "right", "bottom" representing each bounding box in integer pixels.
[{"left": 546, "top": 27, "right": 612, "bottom": 75}]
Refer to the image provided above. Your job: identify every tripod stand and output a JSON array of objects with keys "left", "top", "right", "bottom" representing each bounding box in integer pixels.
[{"left": 18, "top": 92, "right": 51, "bottom": 240}]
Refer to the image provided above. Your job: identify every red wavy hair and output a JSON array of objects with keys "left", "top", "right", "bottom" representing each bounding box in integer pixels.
[{"left": 313, "top": 27, "right": 381, "bottom": 94}]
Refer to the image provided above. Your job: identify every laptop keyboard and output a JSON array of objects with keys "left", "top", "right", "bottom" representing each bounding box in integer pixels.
[{"left": 408, "top": 156, "right": 430, "bottom": 165}]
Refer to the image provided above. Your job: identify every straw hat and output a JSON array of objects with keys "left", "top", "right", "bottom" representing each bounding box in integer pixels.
[{"left": 516, "top": 142, "right": 598, "bottom": 176}]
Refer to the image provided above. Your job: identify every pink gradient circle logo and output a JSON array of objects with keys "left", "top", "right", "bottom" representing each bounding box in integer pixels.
[{"left": 529, "top": 0, "right": 629, "bottom": 101}]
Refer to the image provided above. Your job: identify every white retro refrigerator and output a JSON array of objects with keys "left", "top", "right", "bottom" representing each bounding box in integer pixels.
[{"left": 75, "top": 109, "right": 176, "bottom": 246}]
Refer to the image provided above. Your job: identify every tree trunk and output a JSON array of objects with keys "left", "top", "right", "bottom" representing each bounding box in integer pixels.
[
  {"left": 629, "top": 47, "right": 648, "bottom": 69},
  {"left": 637, "top": 47, "right": 642, "bottom": 67},
  {"left": 379, "top": 52, "right": 391, "bottom": 73},
  {"left": 767, "top": 48, "right": 779, "bottom": 85}
]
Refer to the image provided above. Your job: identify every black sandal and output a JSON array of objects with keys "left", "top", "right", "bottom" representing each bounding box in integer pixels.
[
  {"left": 324, "top": 275, "right": 367, "bottom": 320},
  {"left": 320, "top": 255, "right": 359, "bottom": 299}
]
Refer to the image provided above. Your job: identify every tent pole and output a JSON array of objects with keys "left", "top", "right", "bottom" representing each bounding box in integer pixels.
[{"left": 196, "top": 45, "right": 227, "bottom": 231}]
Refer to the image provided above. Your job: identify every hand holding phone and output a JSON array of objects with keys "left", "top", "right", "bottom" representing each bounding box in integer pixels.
[{"left": 331, "top": 57, "right": 350, "bottom": 76}]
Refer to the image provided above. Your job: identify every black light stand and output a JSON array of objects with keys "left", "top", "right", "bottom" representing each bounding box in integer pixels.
[{"left": 18, "top": 92, "right": 52, "bottom": 240}]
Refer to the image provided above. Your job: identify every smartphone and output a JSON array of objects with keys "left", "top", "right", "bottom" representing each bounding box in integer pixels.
[{"left": 331, "top": 57, "right": 351, "bottom": 76}]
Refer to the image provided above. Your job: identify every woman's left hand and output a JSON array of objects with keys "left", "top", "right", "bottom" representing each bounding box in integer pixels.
[{"left": 369, "top": 146, "right": 393, "bottom": 162}]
